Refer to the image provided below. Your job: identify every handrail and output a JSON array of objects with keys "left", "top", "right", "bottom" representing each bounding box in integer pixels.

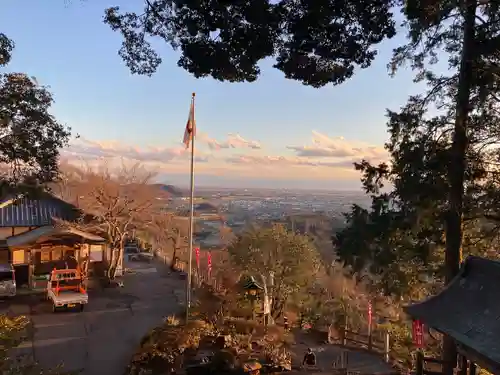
[{"left": 49, "top": 267, "right": 87, "bottom": 296}]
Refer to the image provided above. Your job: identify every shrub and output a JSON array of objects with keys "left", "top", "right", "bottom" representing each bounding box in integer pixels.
[
  {"left": 224, "top": 318, "right": 258, "bottom": 335},
  {"left": 128, "top": 319, "right": 215, "bottom": 375}
]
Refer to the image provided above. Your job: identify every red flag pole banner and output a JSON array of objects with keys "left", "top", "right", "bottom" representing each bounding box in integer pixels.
[
  {"left": 367, "top": 301, "right": 373, "bottom": 349},
  {"left": 368, "top": 301, "right": 373, "bottom": 325},
  {"left": 207, "top": 252, "right": 212, "bottom": 280},
  {"left": 183, "top": 95, "right": 196, "bottom": 149},
  {"left": 412, "top": 319, "right": 425, "bottom": 348}
]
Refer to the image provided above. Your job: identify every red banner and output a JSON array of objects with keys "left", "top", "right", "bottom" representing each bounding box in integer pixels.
[
  {"left": 207, "top": 252, "right": 212, "bottom": 278},
  {"left": 412, "top": 320, "right": 424, "bottom": 347},
  {"left": 195, "top": 247, "right": 200, "bottom": 269}
]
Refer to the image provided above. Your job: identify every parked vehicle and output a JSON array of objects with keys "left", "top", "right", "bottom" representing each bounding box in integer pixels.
[
  {"left": 0, "top": 264, "right": 16, "bottom": 297},
  {"left": 125, "top": 246, "right": 154, "bottom": 262},
  {"left": 47, "top": 268, "right": 88, "bottom": 312}
]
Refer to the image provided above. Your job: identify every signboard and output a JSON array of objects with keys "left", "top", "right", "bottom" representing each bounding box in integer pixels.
[
  {"left": 412, "top": 320, "right": 424, "bottom": 347},
  {"left": 263, "top": 295, "right": 270, "bottom": 315}
]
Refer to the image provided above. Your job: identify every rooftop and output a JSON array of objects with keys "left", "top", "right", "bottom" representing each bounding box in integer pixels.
[{"left": 405, "top": 256, "right": 500, "bottom": 374}]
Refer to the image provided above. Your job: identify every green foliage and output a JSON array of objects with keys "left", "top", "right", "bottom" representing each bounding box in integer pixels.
[
  {"left": 0, "top": 33, "right": 14, "bottom": 66},
  {"left": 103, "top": 0, "right": 396, "bottom": 86},
  {"left": 380, "top": 320, "right": 414, "bottom": 368},
  {"left": 228, "top": 224, "right": 320, "bottom": 318},
  {"left": 334, "top": 0, "right": 500, "bottom": 299},
  {"left": 0, "top": 33, "right": 70, "bottom": 196},
  {"left": 0, "top": 315, "right": 30, "bottom": 363},
  {"left": 331, "top": 3, "right": 500, "bottom": 373}
]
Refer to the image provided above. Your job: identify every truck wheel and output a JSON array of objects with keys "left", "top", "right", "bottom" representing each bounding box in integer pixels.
[{"left": 80, "top": 304, "right": 85, "bottom": 312}]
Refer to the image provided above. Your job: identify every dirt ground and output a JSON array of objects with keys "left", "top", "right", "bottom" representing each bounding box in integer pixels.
[{"left": 288, "top": 330, "right": 396, "bottom": 375}]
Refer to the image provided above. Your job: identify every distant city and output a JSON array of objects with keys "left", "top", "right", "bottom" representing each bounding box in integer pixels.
[{"left": 164, "top": 186, "right": 371, "bottom": 249}]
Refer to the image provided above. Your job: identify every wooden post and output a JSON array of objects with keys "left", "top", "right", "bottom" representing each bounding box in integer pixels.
[
  {"left": 459, "top": 355, "right": 467, "bottom": 375},
  {"left": 344, "top": 350, "right": 349, "bottom": 368},
  {"left": 416, "top": 351, "right": 424, "bottom": 375},
  {"left": 469, "top": 362, "right": 476, "bottom": 375},
  {"left": 251, "top": 298, "right": 256, "bottom": 321},
  {"left": 383, "top": 331, "right": 390, "bottom": 363}
]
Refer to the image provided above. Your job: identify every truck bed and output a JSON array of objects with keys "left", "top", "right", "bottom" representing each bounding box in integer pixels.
[{"left": 48, "top": 289, "right": 88, "bottom": 306}]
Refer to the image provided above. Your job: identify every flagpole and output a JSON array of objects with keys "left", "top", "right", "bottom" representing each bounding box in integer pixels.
[{"left": 186, "top": 92, "right": 196, "bottom": 323}]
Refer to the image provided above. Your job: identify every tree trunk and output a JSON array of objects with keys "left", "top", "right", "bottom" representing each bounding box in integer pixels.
[
  {"left": 444, "top": 1, "right": 477, "bottom": 374},
  {"left": 116, "top": 244, "right": 124, "bottom": 276},
  {"left": 108, "top": 248, "right": 118, "bottom": 280},
  {"left": 171, "top": 230, "right": 180, "bottom": 270},
  {"left": 271, "top": 299, "right": 285, "bottom": 320}
]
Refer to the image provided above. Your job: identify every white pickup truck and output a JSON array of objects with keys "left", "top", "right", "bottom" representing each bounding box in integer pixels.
[
  {"left": 47, "top": 268, "right": 88, "bottom": 312},
  {"left": 125, "top": 246, "right": 154, "bottom": 262}
]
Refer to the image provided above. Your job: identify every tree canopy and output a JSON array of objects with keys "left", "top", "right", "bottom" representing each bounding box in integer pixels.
[
  {"left": 0, "top": 33, "right": 70, "bottom": 195},
  {"left": 104, "top": 0, "right": 396, "bottom": 86},
  {"left": 332, "top": 0, "right": 500, "bottom": 305},
  {"left": 228, "top": 224, "right": 320, "bottom": 318}
]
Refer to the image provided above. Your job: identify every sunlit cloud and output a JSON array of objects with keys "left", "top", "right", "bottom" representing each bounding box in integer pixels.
[
  {"left": 287, "top": 131, "right": 387, "bottom": 161},
  {"left": 199, "top": 133, "right": 261, "bottom": 150},
  {"left": 61, "top": 131, "right": 387, "bottom": 182}
]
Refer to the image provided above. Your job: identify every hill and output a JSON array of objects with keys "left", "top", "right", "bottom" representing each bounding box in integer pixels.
[
  {"left": 194, "top": 202, "right": 218, "bottom": 213},
  {"left": 151, "top": 184, "right": 184, "bottom": 197}
]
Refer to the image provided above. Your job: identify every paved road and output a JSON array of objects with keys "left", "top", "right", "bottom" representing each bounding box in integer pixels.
[
  {"left": 3, "top": 259, "right": 185, "bottom": 375},
  {"left": 291, "top": 331, "right": 396, "bottom": 375}
]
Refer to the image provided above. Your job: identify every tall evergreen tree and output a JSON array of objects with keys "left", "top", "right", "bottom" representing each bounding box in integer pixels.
[{"left": 335, "top": 1, "right": 500, "bottom": 372}]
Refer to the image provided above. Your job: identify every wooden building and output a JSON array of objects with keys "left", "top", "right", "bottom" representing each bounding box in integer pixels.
[
  {"left": 0, "top": 193, "right": 110, "bottom": 290},
  {"left": 405, "top": 256, "right": 500, "bottom": 375}
]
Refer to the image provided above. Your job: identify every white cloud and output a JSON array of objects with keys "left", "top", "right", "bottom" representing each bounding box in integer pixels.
[
  {"left": 287, "top": 131, "right": 387, "bottom": 161},
  {"left": 61, "top": 131, "right": 388, "bottom": 182},
  {"left": 199, "top": 133, "right": 261, "bottom": 150},
  {"left": 64, "top": 137, "right": 209, "bottom": 163}
]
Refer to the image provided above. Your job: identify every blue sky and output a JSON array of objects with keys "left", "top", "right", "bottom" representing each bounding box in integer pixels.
[{"left": 1, "top": 0, "right": 419, "bottom": 189}]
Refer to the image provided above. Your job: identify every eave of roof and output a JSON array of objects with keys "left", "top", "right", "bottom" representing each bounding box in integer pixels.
[
  {"left": 6, "top": 225, "right": 106, "bottom": 247},
  {"left": 404, "top": 256, "right": 500, "bottom": 373}
]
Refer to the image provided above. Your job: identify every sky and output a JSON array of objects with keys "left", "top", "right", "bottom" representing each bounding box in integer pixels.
[{"left": 1, "top": 1, "right": 421, "bottom": 190}]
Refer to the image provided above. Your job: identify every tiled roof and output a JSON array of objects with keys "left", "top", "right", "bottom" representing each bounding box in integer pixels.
[
  {"left": 405, "top": 256, "right": 500, "bottom": 373},
  {"left": 6, "top": 225, "right": 106, "bottom": 246},
  {"left": 0, "top": 194, "right": 80, "bottom": 227}
]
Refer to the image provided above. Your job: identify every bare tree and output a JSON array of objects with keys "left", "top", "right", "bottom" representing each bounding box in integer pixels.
[
  {"left": 146, "top": 213, "right": 188, "bottom": 268},
  {"left": 57, "top": 161, "right": 166, "bottom": 279}
]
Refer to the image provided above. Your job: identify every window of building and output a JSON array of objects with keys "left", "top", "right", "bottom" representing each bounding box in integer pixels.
[
  {"left": 40, "top": 251, "right": 50, "bottom": 262},
  {"left": 12, "top": 249, "right": 25, "bottom": 264},
  {"left": 51, "top": 248, "right": 62, "bottom": 261},
  {"left": 89, "top": 244, "right": 103, "bottom": 262}
]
